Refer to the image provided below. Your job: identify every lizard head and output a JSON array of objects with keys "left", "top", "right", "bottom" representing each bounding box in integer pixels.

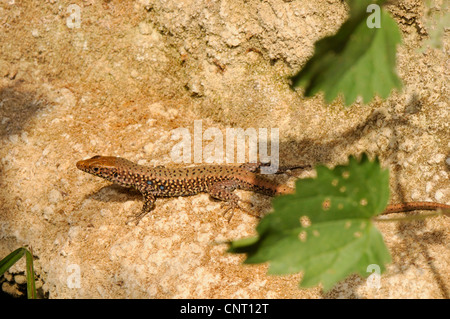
[
  {"left": 76, "top": 155, "right": 138, "bottom": 188},
  {"left": 76, "top": 155, "right": 120, "bottom": 181}
]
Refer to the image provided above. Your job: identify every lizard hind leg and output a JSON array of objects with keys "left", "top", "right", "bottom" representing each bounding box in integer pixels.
[{"left": 209, "top": 180, "right": 260, "bottom": 222}]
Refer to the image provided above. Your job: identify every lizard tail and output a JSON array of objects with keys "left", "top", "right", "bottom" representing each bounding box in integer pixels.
[
  {"left": 383, "top": 202, "right": 450, "bottom": 214},
  {"left": 275, "top": 184, "right": 295, "bottom": 195}
]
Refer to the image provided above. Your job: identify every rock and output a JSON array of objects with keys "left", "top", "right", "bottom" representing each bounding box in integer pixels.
[{"left": 49, "top": 189, "right": 62, "bottom": 204}]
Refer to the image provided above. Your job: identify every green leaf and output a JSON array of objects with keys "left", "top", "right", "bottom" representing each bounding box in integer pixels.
[
  {"left": 0, "top": 248, "right": 25, "bottom": 276},
  {"left": 25, "top": 250, "right": 36, "bottom": 299},
  {"left": 291, "top": 1, "right": 402, "bottom": 105},
  {"left": 228, "top": 154, "right": 391, "bottom": 291},
  {"left": 0, "top": 247, "right": 37, "bottom": 299}
]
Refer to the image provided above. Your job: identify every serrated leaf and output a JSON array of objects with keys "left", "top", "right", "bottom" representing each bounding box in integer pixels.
[
  {"left": 228, "top": 154, "right": 391, "bottom": 292},
  {"left": 291, "top": 1, "right": 402, "bottom": 105}
]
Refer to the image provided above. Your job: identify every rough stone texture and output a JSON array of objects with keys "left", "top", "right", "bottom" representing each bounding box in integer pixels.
[{"left": 0, "top": 0, "right": 448, "bottom": 298}]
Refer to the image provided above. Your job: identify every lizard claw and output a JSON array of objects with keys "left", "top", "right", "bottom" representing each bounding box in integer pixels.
[
  {"left": 220, "top": 200, "right": 260, "bottom": 222},
  {"left": 126, "top": 210, "right": 150, "bottom": 225},
  {"left": 126, "top": 214, "right": 142, "bottom": 226},
  {"left": 221, "top": 204, "right": 235, "bottom": 222}
]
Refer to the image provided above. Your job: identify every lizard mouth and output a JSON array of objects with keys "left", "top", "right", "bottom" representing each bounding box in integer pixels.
[
  {"left": 76, "top": 155, "right": 117, "bottom": 172},
  {"left": 76, "top": 159, "right": 89, "bottom": 171}
]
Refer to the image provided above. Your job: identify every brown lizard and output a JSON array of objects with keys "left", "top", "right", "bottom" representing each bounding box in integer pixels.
[{"left": 76, "top": 155, "right": 450, "bottom": 224}]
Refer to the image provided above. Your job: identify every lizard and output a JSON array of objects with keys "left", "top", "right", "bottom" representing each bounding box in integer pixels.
[{"left": 76, "top": 155, "right": 450, "bottom": 224}]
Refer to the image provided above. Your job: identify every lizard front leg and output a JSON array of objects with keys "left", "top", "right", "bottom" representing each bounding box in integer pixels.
[
  {"left": 208, "top": 180, "right": 258, "bottom": 221},
  {"left": 128, "top": 191, "right": 156, "bottom": 225}
]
